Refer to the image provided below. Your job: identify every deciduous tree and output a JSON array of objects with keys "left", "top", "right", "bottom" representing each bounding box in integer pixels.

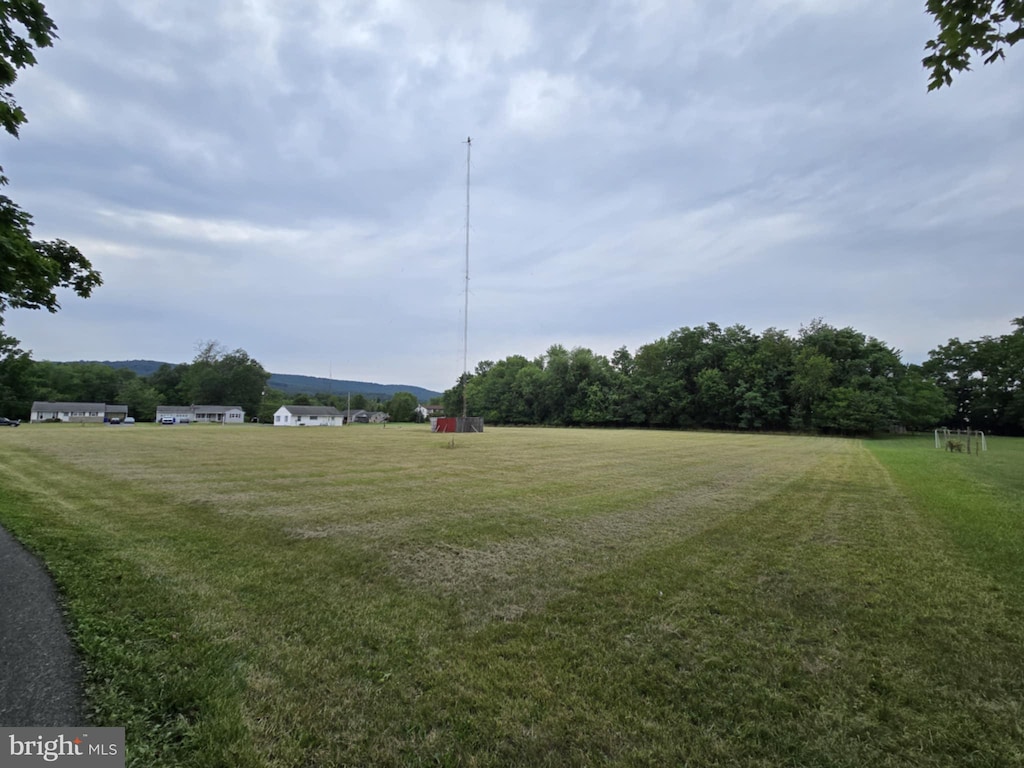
[
  {"left": 116, "top": 377, "right": 160, "bottom": 422},
  {"left": 181, "top": 341, "right": 269, "bottom": 417},
  {"left": 387, "top": 391, "right": 418, "bottom": 422},
  {"left": 0, "top": 1, "right": 100, "bottom": 327},
  {"left": 897, "top": 368, "right": 953, "bottom": 431},
  {"left": 923, "top": 319, "right": 1024, "bottom": 434},
  {"left": 147, "top": 363, "right": 188, "bottom": 404},
  {"left": 924, "top": 0, "right": 1024, "bottom": 89},
  {"left": 32, "top": 360, "right": 131, "bottom": 403},
  {"left": 0, "top": 331, "right": 36, "bottom": 418}
]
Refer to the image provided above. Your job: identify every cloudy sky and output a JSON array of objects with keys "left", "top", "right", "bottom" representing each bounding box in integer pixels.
[{"left": 4, "top": 0, "right": 1021, "bottom": 392}]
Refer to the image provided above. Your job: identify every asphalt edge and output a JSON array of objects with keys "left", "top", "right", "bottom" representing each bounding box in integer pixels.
[{"left": 0, "top": 523, "right": 86, "bottom": 727}]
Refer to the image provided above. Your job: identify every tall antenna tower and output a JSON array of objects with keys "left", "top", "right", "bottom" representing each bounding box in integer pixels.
[{"left": 462, "top": 136, "right": 471, "bottom": 419}]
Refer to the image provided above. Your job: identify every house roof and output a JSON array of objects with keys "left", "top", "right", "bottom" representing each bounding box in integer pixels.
[
  {"left": 343, "top": 409, "right": 388, "bottom": 417},
  {"left": 32, "top": 401, "right": 106, "bottom": 411},
  {"left": 281, "top": 405, "right": 342, "bottom": 416},
  {"left": 156, "top": 405, "right": 243, "bottom": 414}
]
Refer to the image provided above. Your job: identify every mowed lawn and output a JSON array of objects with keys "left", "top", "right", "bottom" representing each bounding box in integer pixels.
[{"left": 0, "top": 425, "right": 1022, "bottom": 767}]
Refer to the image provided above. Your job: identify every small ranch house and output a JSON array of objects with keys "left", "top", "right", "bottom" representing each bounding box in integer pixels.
[
  {"left": 154, "top": 405, "right": 192, "bottom": 423},
  {"left": 193, "top": 405, "right": 245, "bottom": 424},
  {"left": 31, "top": 401, "right": 128, "bottom": 423},
  {"left": 274, "top": 405, "right": 344, "bottom": 426},
  {"left": 155, "top": 406, "right": 194, "bottom": 423},
  {"left": 155, "top": 405, "right": 246, "bottom": 424}
]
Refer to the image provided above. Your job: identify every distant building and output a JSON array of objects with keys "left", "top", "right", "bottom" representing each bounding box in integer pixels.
[
  {"left": 339, "top": 409, "right": 388, "bottom": 424},
  {"left": 106, "top": 404, "right": 129, "bottom": 421},
  {"left": 274, "top": 405, "right": 344, "bottom": 426},
  {"left": 30, "top": 401, "right": 128, "bottom": 423},
  {"left": 415, "top": 404, "right": 444, "bottom": 419},
  {"left": 341, "top": 409, "right": 369, "bottom": 423},
  {"left": 155, "top": 406, "right": 193, "bottom": 424},
  {"left": 192, "top": 405, "right": 245, "bottom": 424},
  {"left": 155, "top": 405, "right": 245, "bottom": 424}
]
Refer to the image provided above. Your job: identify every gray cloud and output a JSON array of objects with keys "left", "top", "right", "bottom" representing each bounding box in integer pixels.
[{"left": 4, "top": 0, "right": 1021, "bottom": 391}]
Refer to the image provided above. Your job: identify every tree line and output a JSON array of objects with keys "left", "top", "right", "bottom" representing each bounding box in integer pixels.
[
  {"left": 0, "top": 340, "right": 268, "bottom": 421},
  {"left": 1, "top": 2, "right": 1020, "bottom": 433},
  {"left": 3, "top": 320, "right": 1021, "bottom": 434},
  {"left": 441, "top": 319, "right": 1024, "bottom": 435},
  {"left": 0, "top": 338, "right": 430, "bottom": 424}
]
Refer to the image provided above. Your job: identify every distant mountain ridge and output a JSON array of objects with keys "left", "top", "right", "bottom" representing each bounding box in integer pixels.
[{"left": 91, "top": 360, "right": 442, "bottom": 401}]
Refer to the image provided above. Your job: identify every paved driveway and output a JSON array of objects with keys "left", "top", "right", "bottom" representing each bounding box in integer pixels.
[{"left": 0, "top": 525, "right": 84, "bottom": 726}]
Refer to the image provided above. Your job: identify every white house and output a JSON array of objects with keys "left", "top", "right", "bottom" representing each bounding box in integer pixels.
[
  {"left": 274, "top": 405, "right": 344, "bottom": 426},
  {"left": 31, "top": 401, "right": 127, "bottom": 423},
  {"left": 192, "top": 405, "right": 245, "bottom": 424},
  {"left": 155, "top": 405, "right": 194, "bottom": 423},
  {"left": 155, "top": 405, "right": 246, "bottom": 424},
  {"left": 413, "top": 404, "right": 443, "bottom": 420}
]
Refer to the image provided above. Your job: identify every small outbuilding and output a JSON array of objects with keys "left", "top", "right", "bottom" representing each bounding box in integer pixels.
[{"left": 431, "top": 416, "right": 484, "bottom": 433}]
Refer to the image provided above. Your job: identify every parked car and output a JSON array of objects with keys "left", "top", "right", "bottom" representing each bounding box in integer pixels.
[
  {"left": 0, "top": 417, "right": 21, "bottom": 427},
  {"left": 124, "top": 417, "right": 135, "bottom": 424},
  {"left": 109, "top": 417, "right": 121, "bottom": 425},
  {"left": 160, "top": 417, "right": 175, "bottom": 425}
]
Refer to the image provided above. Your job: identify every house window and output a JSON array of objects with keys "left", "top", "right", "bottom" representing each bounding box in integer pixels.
[{"left": 310, "top": 415, "right": 318, "bottom": 421}]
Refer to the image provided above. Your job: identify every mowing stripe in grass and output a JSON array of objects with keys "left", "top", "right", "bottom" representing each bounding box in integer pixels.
[
  {"left": 1, "top": 426, "right": 1022, "bottom": 766},
  {"left": 406, "top": 443, "right": 1024, "bottom": 766},
  {"left": 868, "top": 436, "right": 1024, "bottom": 595},
  {"left": 0, "top": 465, "right": 263, "bottom": 768}
]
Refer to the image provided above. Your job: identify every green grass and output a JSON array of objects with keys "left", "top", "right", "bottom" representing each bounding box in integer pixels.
[
  {"left": 868, "top": 435, "right": 1024, "bottom": 590},
  {"left": 0, "top": 425, "right": 1022, "bottom": 766}
]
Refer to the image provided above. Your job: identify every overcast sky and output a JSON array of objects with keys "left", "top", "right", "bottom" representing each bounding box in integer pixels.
[{"left": 4, "top": 0, "right": 1021, "bottom": 392}]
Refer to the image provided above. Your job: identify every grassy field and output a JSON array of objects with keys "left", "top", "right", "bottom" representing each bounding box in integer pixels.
[{"left": 0, "top": 424, "right": 1022, "bottom": 767}]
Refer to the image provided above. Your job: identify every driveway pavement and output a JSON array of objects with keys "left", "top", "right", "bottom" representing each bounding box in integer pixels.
[{"left": 0, "top": 524, "right": 84, "bottom": 726}]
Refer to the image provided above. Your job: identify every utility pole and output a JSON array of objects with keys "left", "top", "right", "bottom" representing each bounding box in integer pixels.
[{"left": 462, "top": 136, "right": 471, "bottom": 419}]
